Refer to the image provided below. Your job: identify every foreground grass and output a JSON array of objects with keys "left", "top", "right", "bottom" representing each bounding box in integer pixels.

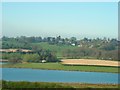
[
  {"left": 1, "top": 80, "right": 119, "bottom": 89},
  {"left": 2, "top": 63, "right": 119, "bottom": 73}
]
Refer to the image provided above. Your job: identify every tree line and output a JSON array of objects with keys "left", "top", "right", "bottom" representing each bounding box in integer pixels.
[
  {"left": 1, "top": 36, "right": 119, "bottom": 61},
  {"left": 2, "top": 36, "right": 118, "bottom": 51},
  {"left": 2, "top": 49, "right": 59, "bottom": 63},
  {"left": 62, "top": 48, "right": 118, "bottom": 60}
]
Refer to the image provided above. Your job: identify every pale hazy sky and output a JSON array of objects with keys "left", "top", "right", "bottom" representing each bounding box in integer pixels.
[{"left": 2, "top": 2, "right": 118, "bottom": 39}]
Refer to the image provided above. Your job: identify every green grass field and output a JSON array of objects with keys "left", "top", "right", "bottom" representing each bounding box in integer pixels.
[
  {"left": 32, "top": 42, "right": 77, "bottom": 57},
  {"left": 2, "top": 80, "right": 119, "bottom": 89},
  {"left": 2, "top": 63, "right": 119, "bottom": 73}
]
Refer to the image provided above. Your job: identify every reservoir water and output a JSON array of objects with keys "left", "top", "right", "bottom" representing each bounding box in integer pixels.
[
  {"left": 1, "top": 68, "right": 119, "bottom": 84},
  {"left": 0, "top": 62, "right": 8, "bottom": 64}
]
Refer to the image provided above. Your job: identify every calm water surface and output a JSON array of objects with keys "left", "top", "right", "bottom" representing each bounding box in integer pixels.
[
  {"left": 1, "top": 68, "right": 119, "bottom": 84},
  {"left": 0, "top": 62, "right": 8, "bottom": 64}
]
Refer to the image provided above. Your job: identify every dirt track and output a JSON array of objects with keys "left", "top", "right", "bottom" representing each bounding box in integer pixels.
[{"left": 61, "top": 59, "right": 120, "bottom": 67}]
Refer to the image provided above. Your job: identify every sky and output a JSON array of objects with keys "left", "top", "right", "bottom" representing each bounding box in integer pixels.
[
  {"left": 2, "top": 2, "right": 118, "bottom": 39},
  {"left": 1, "top": 0, "right": 119, "bottom": 2}
]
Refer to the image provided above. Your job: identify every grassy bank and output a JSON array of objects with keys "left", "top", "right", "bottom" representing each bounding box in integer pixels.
[
  {"left": 2, "top": 63, "right": 119, "bottom": 73},
  {"left": 1, "top": 80, "right": 119, "bottom": 89}
]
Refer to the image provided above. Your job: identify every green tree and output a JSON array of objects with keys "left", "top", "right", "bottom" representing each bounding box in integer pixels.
[{"left": 9, "top": 53, "right": 22, "bottom": 63}]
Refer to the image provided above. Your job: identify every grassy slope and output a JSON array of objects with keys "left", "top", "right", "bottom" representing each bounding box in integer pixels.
[
  {"left": 32, "top": 42, "right": 77, "bottom": 57},
  {"left": 2, "top": 80, "right": 119, "bottom": 89},
  {"left": 2, "top": 63, "right": 119, "bottom": 73}
]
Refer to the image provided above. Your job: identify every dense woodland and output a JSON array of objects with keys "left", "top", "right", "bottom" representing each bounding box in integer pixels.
[{"left": 1, "top": 36, "right": 119, "bottom": 62}]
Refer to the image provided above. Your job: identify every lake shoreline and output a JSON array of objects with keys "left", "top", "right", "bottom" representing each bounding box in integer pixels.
[
  {"left": 2, "top": 80, "right": 120, "bottom": 88},
  {"left": 1, "top": 66, "right": 119, "bottom": 74},
  {"left": 1, "top": 62, "right": 119, "bottom": 73}
]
